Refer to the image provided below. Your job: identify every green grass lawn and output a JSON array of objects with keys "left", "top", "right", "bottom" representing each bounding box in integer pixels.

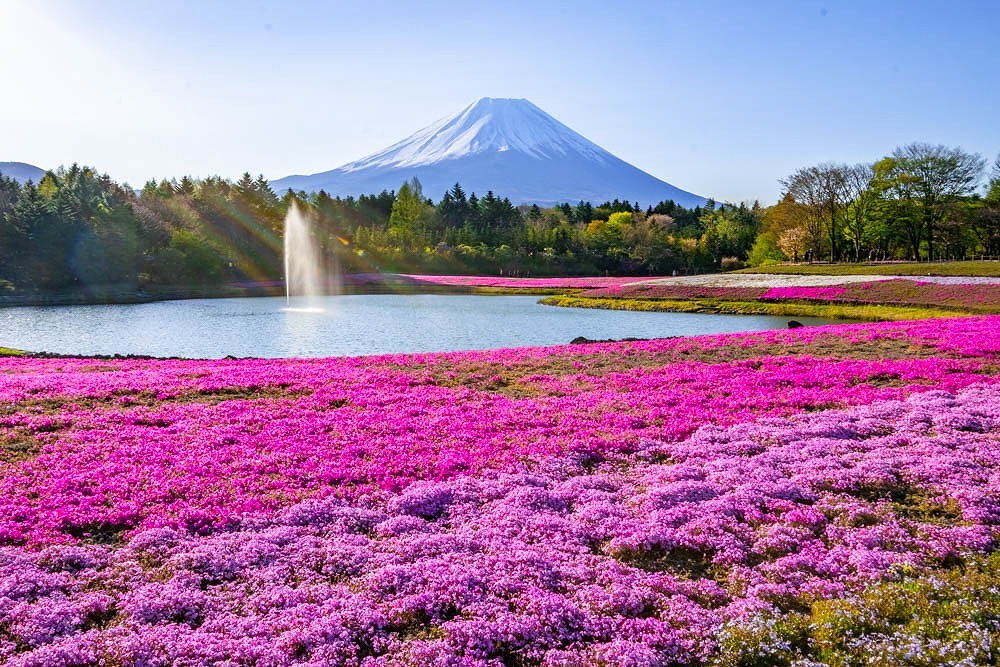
[{"left": 736, "top": 260, "right": 1000, "bottom": 277}]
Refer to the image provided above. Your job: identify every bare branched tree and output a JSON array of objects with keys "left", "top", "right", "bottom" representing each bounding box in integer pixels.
[
  {"left": 841, "top": 163, "right": 876, "bottom": 261},
  {"left": 780, "top": 163, "right": 850, "bottom": 261}
]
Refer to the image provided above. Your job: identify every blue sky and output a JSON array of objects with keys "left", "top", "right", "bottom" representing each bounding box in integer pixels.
[{"left": 2, "top": 0, "right": 998, "bottom": 204}]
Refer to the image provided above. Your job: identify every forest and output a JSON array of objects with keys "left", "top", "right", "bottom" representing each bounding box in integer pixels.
[{"left": 1, "top": 142, "right": 998, "bottom": 297}]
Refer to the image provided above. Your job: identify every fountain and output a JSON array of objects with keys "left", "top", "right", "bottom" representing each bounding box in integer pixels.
[{"left": 283, "top": 201, "right": 337, "bottom": 311}]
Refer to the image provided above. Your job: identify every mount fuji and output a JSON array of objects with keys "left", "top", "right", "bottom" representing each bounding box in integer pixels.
[{"left": 272, "top": 98, "right": 707, "bottom": 208}]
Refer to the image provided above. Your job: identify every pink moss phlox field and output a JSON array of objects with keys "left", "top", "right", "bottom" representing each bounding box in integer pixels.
[
  {"left": 1, "top": 382, "right": 999, "bottom": 665},
  {"left": 761, "top": 285, "right": 849, "bottom": 300},
  {"left": 761, "top": 279, "right": 1000, "bottom": 310},
  {"left": 587, "top": 284, "right": 769, "bottom": 300},
  {"left": 1, "top": 318, "right": 998, "bottom": 547},
  {"left": 343, "top": 274, "right": 650, "bottom": 289},
  {"left": 1, "top": 316, "right": 999, "bottom": 664}
]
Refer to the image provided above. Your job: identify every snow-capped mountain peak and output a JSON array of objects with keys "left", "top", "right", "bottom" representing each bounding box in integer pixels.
[
  {"left": 273, "top": 98, "right": 707, "bottom": 208},
  {"left": 342, "top": 98, "right": 611, "bottom": 172}
]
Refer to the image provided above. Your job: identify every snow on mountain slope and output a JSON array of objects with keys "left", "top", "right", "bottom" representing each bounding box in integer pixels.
[
  {"left": 273, "top": 98, "right": 708, "bottom": 208},
  {"left": 342, "top": 98, "right": 612, "bottom": 170}
]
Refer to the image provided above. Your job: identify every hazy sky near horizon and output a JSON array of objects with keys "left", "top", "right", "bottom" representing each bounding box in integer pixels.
[{"left": 2, "top": 0, "right": 998, "bottom": 204}]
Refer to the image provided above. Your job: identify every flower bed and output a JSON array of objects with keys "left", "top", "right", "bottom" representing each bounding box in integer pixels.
[
  {"left": 587, "top": 278, "right": 1000, "bottom": 313},
  {"left": 585, "top": 283, "right": 770, "bottom": 300},
  {"left": 343, "top": 274, "right": 652, "bottom": 290},
  {"left": 763, "top": 279, "right": 1000, "bottom": 311},
  {"left": 1, "top": 317, "right": 998, "bottom": 664}
]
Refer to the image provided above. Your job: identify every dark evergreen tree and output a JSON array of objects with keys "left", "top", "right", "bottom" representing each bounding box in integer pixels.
[
  {"left": 176, "top": 176, "right": 196, "bottom": 196},
  {"left": 437, "top": 183, "right": 470, "bottom": 228}
]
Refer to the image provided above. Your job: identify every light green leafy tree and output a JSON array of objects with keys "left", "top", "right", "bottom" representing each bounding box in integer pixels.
[
  {"left": 880, "top": 143, "right": 985, "bottom": 260},
  {"left": 389, "top": 178, "right": 434, "bottom": 250}
]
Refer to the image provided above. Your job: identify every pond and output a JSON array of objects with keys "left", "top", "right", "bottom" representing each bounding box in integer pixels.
[{"left": 0, "top": 295, "right": 836, "bottom": 358}]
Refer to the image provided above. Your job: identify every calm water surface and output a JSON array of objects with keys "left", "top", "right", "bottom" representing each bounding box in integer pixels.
[{"left": 0, "top": 295, "right": 835, "bottom": 358}]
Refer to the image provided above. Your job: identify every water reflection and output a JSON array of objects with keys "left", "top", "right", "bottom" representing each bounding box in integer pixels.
[{"left": 0, "top": 295, "right": 836, "bottom": 359}]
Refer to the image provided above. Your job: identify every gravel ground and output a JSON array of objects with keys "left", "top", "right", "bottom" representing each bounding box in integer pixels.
[{"left": 627, "top": 274, "right": 1000, "bottom": 287}]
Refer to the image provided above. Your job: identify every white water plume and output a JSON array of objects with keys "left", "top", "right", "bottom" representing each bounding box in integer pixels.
[{"left": 283, "top": 202, "right": 337, "bottom": 311}]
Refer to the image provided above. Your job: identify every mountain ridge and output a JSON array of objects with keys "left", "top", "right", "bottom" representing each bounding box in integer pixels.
[
  {"left": 0, "top": 162, "right": 46, "bottom": 184},
  {"left": 273, "top": 98, "right": 707, "bottom": 208}
]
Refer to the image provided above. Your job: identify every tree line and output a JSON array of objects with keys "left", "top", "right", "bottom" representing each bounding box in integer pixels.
[
  {"left": 0, "top": 168, "right": 286, "bottom": 293},
  {"left": 757, "top": 143, "right": 1000, "bottom": 264},
  {"left": 1, "top": 141, "right": 997, "bottom": 296},
  {"left": 0, "top": 168, "right": 757, "bottom": 294},
  {"left": 310, "top": 178, "right": 761, "bottom": 276}
]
